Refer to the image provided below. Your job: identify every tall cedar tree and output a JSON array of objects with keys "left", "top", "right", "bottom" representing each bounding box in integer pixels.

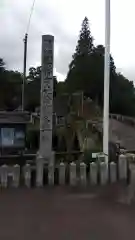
[{"left": 66, "top": 17, "right": 94, "bottom": 93}]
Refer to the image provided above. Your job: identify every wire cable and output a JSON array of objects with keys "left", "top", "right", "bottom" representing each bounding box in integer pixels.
[
  {"left": 22, "top": 0, "right": 36, "bottom": 111},
  {"left": 26, "top": 0, "right": 36, "bottom": 34}
]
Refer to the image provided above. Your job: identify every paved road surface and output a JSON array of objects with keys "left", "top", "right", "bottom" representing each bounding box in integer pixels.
[{"left": 0, "top": 186, "right": 135, "bottom": 240}]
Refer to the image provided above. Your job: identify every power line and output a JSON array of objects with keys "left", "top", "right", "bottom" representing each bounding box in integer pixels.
[
  {"left": 21, "top": 0, "right": 36, "bottom": 111},
  {"left": 26, "top": 0, "right": 36, "bottom": 34}
]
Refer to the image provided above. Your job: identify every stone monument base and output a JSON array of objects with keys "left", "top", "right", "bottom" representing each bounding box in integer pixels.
[{"left": 36, "top": 151, "right": 55, "bottom": 187}]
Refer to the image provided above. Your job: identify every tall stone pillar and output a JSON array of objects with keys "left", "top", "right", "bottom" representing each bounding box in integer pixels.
[{"left": 36, "top": 35, "right": 54, "bottom": 187}]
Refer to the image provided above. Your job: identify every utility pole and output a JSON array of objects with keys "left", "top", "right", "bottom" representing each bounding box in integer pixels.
[
  {"left": 22, "top": 33, "right": 28, "bottom": 111},
  {"left": 103, "top": 0, "right": 111, "bottom": 164}
]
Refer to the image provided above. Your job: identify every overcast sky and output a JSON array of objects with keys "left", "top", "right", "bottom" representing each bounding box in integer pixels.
[{"left": 0, "top": 0, "right": 135, "bottom": 81}]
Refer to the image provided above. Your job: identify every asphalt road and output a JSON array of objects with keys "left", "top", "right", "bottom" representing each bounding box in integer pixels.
[{"left": 0, "top": 186, "right": 135, "bottom": 240}]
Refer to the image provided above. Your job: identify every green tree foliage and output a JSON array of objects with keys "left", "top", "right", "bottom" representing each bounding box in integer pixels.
[
  {"left": 0, "top": 58, "right": 5, "bottom": 73},
  {"left": 66, "top": 17, "right": 94, "bottom": 93},
  {"left": 28, "top": 66, "right": 41, "bottom": 82},
  {"left": 66, "top": 16, "right": 135, "bottom": 116},
  {"left": 110, "top": 74, "right": 135, "bottom": 116},
  {"left": 87, "top": 45, "right": 116, "bottom": 105},
  {"left": 25, "top": 66, "right": 58, "bottom": 111},
  {"left": 0, "top": 59, "right": 22, "bottom": 110}
]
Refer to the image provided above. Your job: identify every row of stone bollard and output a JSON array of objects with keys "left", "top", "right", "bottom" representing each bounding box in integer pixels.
[
  {"left": 126, "top": 154, "right": 135, "bottom": 203},
  {"left": 59, "top": 154, "right": 128, "bottom": 187},
  {"left": 0, "top": 164, "right": 20, "bottom": 188},
  {"left": 0, "top": 154, "right": 128, "bottom": 188},
  {"left": 0, "top": 164, "right": 32, "bottom": 188},
  {"left": 30, "top": 161, "right": 117, "bottom": 187}
]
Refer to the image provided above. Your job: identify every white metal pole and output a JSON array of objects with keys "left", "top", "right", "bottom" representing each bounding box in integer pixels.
[{"left": 103, "top": 0, "right": 111, "bottom": 164}]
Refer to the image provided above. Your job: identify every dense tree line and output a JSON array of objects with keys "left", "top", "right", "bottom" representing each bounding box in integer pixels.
[
  {"left": 0, "top": 59, "right": 61, "bottom": 111},
  {"left": 65, "top": 17, "right": 135, "bottom": 116},
  {"left": 0, "top": 16, "right": 135, "bottom": 116},
  {"left": 0, "top": 58, "right": 22, "bottom": 110}
]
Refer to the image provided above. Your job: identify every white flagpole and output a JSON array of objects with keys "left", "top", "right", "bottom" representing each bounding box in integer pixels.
[{"left": 103, "top": 0, "right": 111, "bottom": 164}]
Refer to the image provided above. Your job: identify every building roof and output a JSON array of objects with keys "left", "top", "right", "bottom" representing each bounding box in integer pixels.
[{"left": 0, "top": 111, "right": 31, "bottom": 124}]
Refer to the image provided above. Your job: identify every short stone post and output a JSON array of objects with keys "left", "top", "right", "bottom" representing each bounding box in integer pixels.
[
  {"left": 0, "top": 165, "right": 8, "bottom": 188},
  {"left": 59, "top": 162, "right": 66, "bottom": 185},
  {"left": 13, "top": 164, "right": 20, "bottom": 188},
  {"left": 50, "top": 151, "right": 55, "bottom": 165},
  {"left": 110, "top": 162, "right": 117, "bottom": 183},
  {"left": 127, "top": 163, "right": 135, "bottom": 204},
  {"left": 48, "top": 163, "right": 54, "bottom": 186},
  {"left": 48, "top": 152, "right": 55, "bottom": 186},
  {"left": 118, "top": 154, "right": 127, "bottom": 180},
  {"left": 23, "top": 164, "right": 31, "bottom": 188},
  {"left": 97, "top": 153, "right": 106, "bottom": 163},
  {"left": 80, "top": 162, "right": 87, "bottom": 186},
  {"left": 100, "top": 162, "right": 108, "bottom": 185},
  {"left": 90, "top": 162, "right": 97, "bottom": 185},
  {"left": 36, "top": 154, "right": 44, "bottom": 187},
  {"left": 70, "top": 162, "right": 76, "bottom": 186}
]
